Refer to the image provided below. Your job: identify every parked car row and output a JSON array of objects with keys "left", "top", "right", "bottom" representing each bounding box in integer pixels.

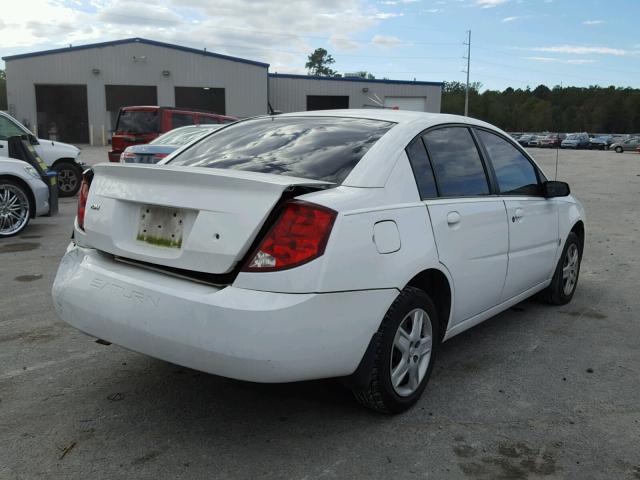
[{"left": 511, "top": 131, "right": 639, "bottom": 152}]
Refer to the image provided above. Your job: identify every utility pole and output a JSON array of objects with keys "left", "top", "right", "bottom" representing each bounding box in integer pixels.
[{"left": 463, "top": 30, "right": 471, "bottom": 117}]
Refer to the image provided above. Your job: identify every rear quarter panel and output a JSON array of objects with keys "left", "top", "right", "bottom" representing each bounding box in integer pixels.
[{"left": 233, "top": 152, "right": 444, "bottom": 294}]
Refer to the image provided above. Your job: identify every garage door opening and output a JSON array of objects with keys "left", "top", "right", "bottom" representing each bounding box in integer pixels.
[
  {"left": 306, "top": 95, "right": 349, "bottom": 111},
  {"left": 175, "top": 87, "right": 225, "bottom": 114},
  {"left": 383, "top": 97, "right": 426, "bottom": 112},
  {"left": 35, "top": 85, "right": 89, "bottom": 143},
  {"left": 105, "top": 85, "right": 158, "bottom": 132}
]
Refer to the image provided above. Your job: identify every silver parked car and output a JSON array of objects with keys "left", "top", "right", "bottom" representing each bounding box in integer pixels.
[
  {"left": 610, "top": 137, "right": 639, "bottom": 153},
  {"left": 0, "top": 158, "right": 52, "bottom": 237}
]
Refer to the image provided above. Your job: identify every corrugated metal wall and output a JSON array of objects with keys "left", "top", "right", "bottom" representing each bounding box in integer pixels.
[
  {"left": 268, "top": 75, "right": 442, "bottom": 114},
  {"left": 5, "top": 42, "right": 268, "bottom": 145}
]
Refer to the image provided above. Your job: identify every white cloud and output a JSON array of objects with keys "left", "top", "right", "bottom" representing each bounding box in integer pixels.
[
  {"left": 502, "top": 16, "right": 523, "bottom": 22},
  {"left": 524, "top": 56, "right": 597, "bottom": 65},
  {"left": 583, "top": 20, "right": 605, "bottom": 26},
  {"left": 371, "top": 34, "right": 403, "bottom": 47},
  {"left": 475, "top": 0, "right": 509, "bottom": 8},
  {"left": 329, "top": 34, "right": 360, "bottom": 52},
  {"left": 531, "top": 45, "right": 627, "bottom": 56},
  {"left": 1, "top": 0, "right": 406, "bottom": 75}
]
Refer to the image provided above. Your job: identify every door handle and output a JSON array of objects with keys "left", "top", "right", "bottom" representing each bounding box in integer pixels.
[
  {"left": 446, "top": 211, "right": 461, "bottom": 225},
  {"left": 512, "top": 207, "right": 524, "bottom": 223}
]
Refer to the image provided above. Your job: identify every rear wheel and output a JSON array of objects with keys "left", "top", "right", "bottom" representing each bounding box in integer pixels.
[
  {"left": 540, "top": 232, "right": 582, "bottom": 305},
  {"left": 53, "top": 161, "right": 82, "bottom": 197},
  {"left": 0, "top": 179, "right": 31, "bottom": 238},
  {"left": 615, "top": 146, "right": 623, "bottom": 153},
  {"left": 351, "top": 287, "right": 439, "bottom": 414}
]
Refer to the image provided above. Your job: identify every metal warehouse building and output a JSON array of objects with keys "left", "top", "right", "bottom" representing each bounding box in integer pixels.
[
  {"left": 3, "top": 37, "right": 442, "bottom": 146},
  {"left": 268, "top": 73, "right": 442, "bottom": 114}
]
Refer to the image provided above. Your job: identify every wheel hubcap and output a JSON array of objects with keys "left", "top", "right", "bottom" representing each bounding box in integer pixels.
[
  {"left": 0, "top": 184, "right": 29, "bottom": 236},
  {"left": 390, "top": 308, "right": 433, "bottom": 397},
  {"left": 562, "top": 243, "right": 579, "bottom": 296},
  {"left": 57, "top": 168, "right": 78, "bottom": 193}
]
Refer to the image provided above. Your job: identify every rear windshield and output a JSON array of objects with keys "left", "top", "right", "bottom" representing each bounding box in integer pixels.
[
  {"left": 116, "top": 110, "right": 160, "bottom": 134},
  {"left": 169, "top": 116, "right": 394, "bottom": 184}
]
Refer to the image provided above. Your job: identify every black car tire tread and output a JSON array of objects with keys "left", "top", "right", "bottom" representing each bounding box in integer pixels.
[
  {"left": 351, "top": 286, "right": 439, "bottom": 414},
  {"left": 540, "top": 232, "right": 582, "bottom": 305},
  {"left": 53, "top": 161, "right": 82, "bottom": 197}
]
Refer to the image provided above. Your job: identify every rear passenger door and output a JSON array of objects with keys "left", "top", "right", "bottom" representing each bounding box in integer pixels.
[
  {"left": 408, "top": 126, "right": 509, "bottom": 326},
  {"left": 475, "top": 129, "right": 558, "bottom": 300}
]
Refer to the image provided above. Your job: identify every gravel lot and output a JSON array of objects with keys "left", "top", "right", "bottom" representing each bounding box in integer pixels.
[{"left": 1, "top": 148, "right": 639, "bottom": 479}]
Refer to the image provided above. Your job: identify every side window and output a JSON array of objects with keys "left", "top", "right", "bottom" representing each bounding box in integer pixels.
[
  {"left": 422, "top": 127, "right": 489, "bottom": 196},
  {"left": 405, "top": 137, "right": 437, "bottom": 199},
  {"left": 0, "top": 116, "right": 28, "bottom": 141},
  {"left": 171, "top": 113, "right": 195, "bottom": 129},
  {"left": 477, "top": 129, "right": 540, "bottom": 195}
]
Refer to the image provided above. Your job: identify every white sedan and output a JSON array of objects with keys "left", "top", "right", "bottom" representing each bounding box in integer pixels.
[{"left": 52, "top": 110, "right": 585, "bottom": 413}]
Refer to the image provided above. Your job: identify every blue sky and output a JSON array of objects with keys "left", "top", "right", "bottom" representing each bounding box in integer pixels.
[{"left": 1, "top": 0, "right": 638, "bottom": 90}]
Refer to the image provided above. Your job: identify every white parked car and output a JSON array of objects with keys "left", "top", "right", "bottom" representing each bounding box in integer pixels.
[
  {"left": 52, "top": 110, "right": 585, "bottom": 413},
  {"left": 0, "top": 111, "right": 83, "bottom": 196},
  {"left": 0, "top": 158, "right": 51, "bottom": 237}
]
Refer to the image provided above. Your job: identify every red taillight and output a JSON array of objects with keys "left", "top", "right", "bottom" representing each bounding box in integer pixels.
[
  {"left": 242, "top": 200, "right": 337, "bottom": 272},
  {"left": 153, "top": 153, "right": 168, "bottom": 162},
  {"left": 77, "top": 170, "right": 93, "bottom": 231}
]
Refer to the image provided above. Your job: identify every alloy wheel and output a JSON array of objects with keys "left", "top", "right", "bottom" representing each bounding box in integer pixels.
[
  {"left": 0, "top": 184, "right": 30, "bottom": 236},
  {"left": 57, "top": 167, "right": 78, "bottom": 194},
  {"left": 390, "top": 308, "right": 433, "bottom": 397},
  {"left": 562, "top": 243, "right": 579, "bottom": 296}
]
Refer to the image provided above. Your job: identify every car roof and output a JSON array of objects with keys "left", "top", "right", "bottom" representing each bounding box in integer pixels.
[{"left": 277, "top": 108, "right": 496, "bottom": 129}]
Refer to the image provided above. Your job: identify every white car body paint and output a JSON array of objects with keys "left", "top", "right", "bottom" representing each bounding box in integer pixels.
[
  {"left": 52, "top": 109, "right": 585, "bottom": 383},
  {"left": 0, "top": 158, "right": 50, "bottom": 216}
]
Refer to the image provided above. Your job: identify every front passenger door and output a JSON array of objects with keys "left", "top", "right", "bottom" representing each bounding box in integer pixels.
[{"left": 476, "top": 129, "right": 559, "bottom": 300}]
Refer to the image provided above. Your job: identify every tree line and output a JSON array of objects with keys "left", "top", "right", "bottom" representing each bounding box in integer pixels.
[{"left": 442, "top": 81, "right": 640, "bottom": 134}]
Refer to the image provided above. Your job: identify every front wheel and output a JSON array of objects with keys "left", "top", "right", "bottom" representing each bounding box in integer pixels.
[
  {"left": 540, "top": 232, "right": 582, "bottom": 305},
  {"left": 53, "top": 161, "right": 82, "bottom": 197},
  {"left": 351, "top": 287, "right": 439, "bottom": 414},
  {"left": 614, "top": 146, "right": 623, "bottom": 153},
  {"left": 0, "top": 179, "right": 32, "bottom": 238}
]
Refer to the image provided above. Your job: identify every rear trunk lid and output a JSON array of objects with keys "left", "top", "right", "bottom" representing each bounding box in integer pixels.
[{"left": 82, "top": 164, "right": 332, "bottom": 274}]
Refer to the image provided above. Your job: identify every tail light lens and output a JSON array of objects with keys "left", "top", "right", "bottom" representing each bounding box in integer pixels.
[
  {"left": 242, "top": 200, "right": 337, "bottom": 272},
  {"left": 153, "top": 153, "right": 168, "bottom": 162},
  {"left": 120, "top": 152, "right": 136, "bottom": 163},
  {"left": 77, "top": 169, "right": 93, "bottom": 231}
]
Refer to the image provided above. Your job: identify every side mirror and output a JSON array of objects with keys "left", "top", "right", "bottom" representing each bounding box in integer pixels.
[
  {"left": 543, "top": 181, "right": 570, "bottom": 198},
  {"left": 28, "top": 134, "right": 39, "bottom": 145}
]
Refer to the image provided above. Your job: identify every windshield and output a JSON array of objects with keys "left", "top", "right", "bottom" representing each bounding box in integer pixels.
[
  {"left": 169, "top": 116, "right": 395, "bottom": 184},
  {"left": 116, "top": 110, "right": 160, "bottom": 134},
  {"left": 150, "top": 126, "right": 221, "bottom": 146},
  {"left": 565, "top": 134, "right": 578, "bottom": 140}
]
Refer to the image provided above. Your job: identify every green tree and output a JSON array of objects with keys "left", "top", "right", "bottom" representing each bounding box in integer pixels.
[
  {"left": 440, "top": 82, "right": 640, "bottom": 133},
  {"left": 305, "top": 48, "right": 337, "bottom": 76},
  {"left": 355, "top": 71, "right": 376, "bottom": 80}
]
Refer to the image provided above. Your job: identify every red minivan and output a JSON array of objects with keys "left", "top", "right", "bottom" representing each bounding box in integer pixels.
[{"left": 108, "top": 106, "right": 237, "bottom": 162}]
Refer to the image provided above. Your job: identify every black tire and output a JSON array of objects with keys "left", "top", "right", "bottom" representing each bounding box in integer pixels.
[
  {"left": 351, "top": 287, "right": 440, "bottom": 414},
  {"left": 615, "top": 146, "right": 623, "bottom": 154},
  {"left": 53, "top": 161, "right": 82, "bottom": 197},
  {"left": 540, "top": 232, "right": 582, "bottom": 305}
]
